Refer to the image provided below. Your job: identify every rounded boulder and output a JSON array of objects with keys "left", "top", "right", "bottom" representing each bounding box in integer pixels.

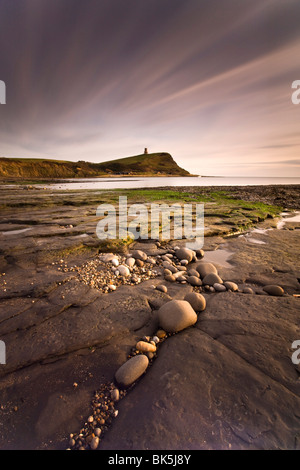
[
  {"left": 196, "top": 262, "right": 218, "bottom": 279},
  {"left": 158, "top": 300, "right": 197, "bottom": 333},
  {"left": 202, "top": 273, "right": 223, "bottom": 286},
  {"left": 115, "top": 355, "right": 149, "bottom": 388},
  {"left": 175, "top": 248, "right": 195, "bottom": 263},
  {"left": 186, "top": 276, "right": 202, "bottom": 287},
  {"left": 214, "top": 283, "right": 226, "bottom": 292},
  {"left": 136, "top": 341, "right": 156, "bottom": 353},
  {"left": 224, "top": 281, "right": 239, "bottom": 291},
  {"left": 184, "top": 292, "right": 206, "bottom": 312},
  {"left": 263, "top": 285, "right": 284, "bottom": 296}
]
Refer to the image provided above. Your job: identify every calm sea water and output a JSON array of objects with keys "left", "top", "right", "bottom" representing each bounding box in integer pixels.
[{"left": 42, "top": 176, "right": 300, "bottom": 190}]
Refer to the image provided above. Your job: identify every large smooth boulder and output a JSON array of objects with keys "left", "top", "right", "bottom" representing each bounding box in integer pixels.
[
  {"left": 158, "top": 300, "right": 197, "bottom": 333},
  {"left": 115, "top": 355, "right": 149, "bottom": 388}
]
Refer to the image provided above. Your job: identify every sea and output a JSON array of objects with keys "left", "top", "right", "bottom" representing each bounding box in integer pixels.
[{"left": 40, "top": 176, "right": 300, "bottom": 190}]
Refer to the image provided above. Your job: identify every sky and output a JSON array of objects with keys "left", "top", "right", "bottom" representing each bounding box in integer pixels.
[{"left": 0, "top": 0, "right": 300, "bottom": 177}]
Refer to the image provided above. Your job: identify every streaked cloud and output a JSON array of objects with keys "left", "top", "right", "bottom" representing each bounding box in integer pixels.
[{"left": 0, "top": 0, "right": 299, "bottom": 176}]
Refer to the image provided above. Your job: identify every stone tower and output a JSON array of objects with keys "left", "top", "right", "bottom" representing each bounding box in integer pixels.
[{"left": 144, "top": 148, "right": 148, "bottom": 154}]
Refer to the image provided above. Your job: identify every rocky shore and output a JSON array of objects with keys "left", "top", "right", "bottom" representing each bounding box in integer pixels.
[{"left": 0, "top": 184, "right": 299, "bottom": 450}]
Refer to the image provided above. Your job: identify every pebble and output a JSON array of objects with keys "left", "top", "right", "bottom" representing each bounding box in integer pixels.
[
  {"left": 131, "top": 250, "right": 148, "bottom": 261},
  {"left": 90, "top": 436, "right": 99, "bottom": 450},
  {"left": 196, "top": 249, "right": 204, "bottom": 259},
  {"left": 135, "top": 259, "right": 144, "bottom": 267},
  {"left": 213, "top": 283, "right": 226, "bottom": 292},
  {"left": 263, "top": 285, "right": 284, "bottom": 296},
  {"left": 162, "top": 261, "right": 178, "bottom": 273},
  {"left": 118, "top": 265, "right": 131, "bottom": 277},
  {"left": 100, "top": 253, "right": 116, "bottom": 263},
  {"left": 224, "top": 281, "right": 239, "bottom": 291},
  {"left": 243, "top": 287, "right": 255, "bottom": 294},
  {"left": 180, "top": 259, "right": 189, "bottom": 266},
  {"left": 156, "top": 329, "right": 167, "bottom": 339},
  {"left": 173, "top": 271, "right": 187, "bottom": 279},
  {"left": 115, "top": 355, "right": 149, "bottom": 388},
  {"left": 69, "top": 438, "right": 76, "bottom": 447},
  {"left": 152, "top": 336, "right": 160, "bottom": 344},
  {"left": 136, "top": 341, "right": 156, "bottom": 353},
  {"left": 158, "top": 299, "right": 198, "bottom": 333},
  {"left": 184, "top": 292, "right": 206, "bottom": 312},
  {"left": 111, "top": 258, "right": 119, "bottom": 267},
  {"left": 186, "top": 276, "right": 202, "bottom": 287},
  {"left": 188, "top": 269, "right": 200, "bottom": 278},
  {"left": 125, "top": 257, "right": 135, "bottom": 267},
  {"left": 202, "top": 273, "right": 223, "bottom": 286},
  {"left": 175, "top": 247, "right": 195, "bottom": 263},
  {"left": 196, "top": 262, "right": 218, "bottom": 278},
  {"left": 111, "top": 389, "right": 120, "bottom": 402},
  {"left": 165, "top": 274, "right": 176, "bottom": 282},
  {"left": 156, "top": 284, "right": 168, "bottom": 293}
]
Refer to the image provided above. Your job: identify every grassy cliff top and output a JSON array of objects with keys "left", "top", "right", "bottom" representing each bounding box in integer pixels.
[{"left": 0, "top": 152, "right": 193, "bottom": 179}]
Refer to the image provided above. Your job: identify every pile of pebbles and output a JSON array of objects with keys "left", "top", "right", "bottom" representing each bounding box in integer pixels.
[
  {"left": 60, "top": 249, "right": 160, "bottom": 293},
  {"left": 66, "top": 244, "right": 287, "bottom": 450},
  {"left": 68, "top": 382, "right": 125, "bottom": 451},
  {"left": 67, "top": 329, "right": 169, "bottom": 450},
  {"left": 59, "top": 244, "right": 286, "bottom": 297}
]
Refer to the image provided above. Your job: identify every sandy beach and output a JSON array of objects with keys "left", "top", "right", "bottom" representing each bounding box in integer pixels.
[{"left": 0, "top": 184, "right": 299, "bottom": 450}]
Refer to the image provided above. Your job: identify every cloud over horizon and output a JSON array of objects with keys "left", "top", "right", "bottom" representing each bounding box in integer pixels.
[{"left": 0, "top": 0, "right": 299, "bottom": 176}]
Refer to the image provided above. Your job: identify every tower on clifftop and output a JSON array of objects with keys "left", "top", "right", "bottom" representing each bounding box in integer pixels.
[{"left": 144, "top": 148, "right": 148, "bottom": 154}]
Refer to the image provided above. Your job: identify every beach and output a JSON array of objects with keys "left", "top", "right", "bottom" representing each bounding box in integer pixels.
[{"left": 0, "top": 184, "right": 299, "bottom": 450}]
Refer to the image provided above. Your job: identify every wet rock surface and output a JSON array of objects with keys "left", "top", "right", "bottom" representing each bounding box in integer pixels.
[{"left": 0, "top": 185, "right": 299, "bottom": 450}]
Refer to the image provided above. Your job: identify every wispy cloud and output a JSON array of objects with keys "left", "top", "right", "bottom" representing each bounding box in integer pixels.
[{"left": 0, "top": 0, "right": 299, "bottom": 176}]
